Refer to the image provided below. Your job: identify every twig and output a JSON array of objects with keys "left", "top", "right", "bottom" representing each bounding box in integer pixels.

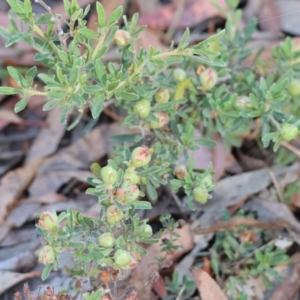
[
  {"left": 164, "top": 0, "right": 186, "bottom": 43},
  {"left": 268, "top": 168, "right": 285, "bottom": 203},
  {"left": 194, "top": 216, "right": 292, "bottom": 234},
  {"left": 281, "top": 140, "right": 300, "bottom": 159},
  {"left": 175, "top": 286, "right": 186, "bottom": 300},
  {"left": 35, "top": 0, "right": 68, "bottom": 51}
]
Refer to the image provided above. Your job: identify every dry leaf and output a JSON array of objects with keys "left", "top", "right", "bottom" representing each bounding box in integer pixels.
[
  {"left": 258, "top": 0, "right": 281, "bottom": 32},
  {"left": 0, "top": 158, "right": 44, "bottom": 224},
  {"left": 24, "top": 193, "right": 67, "bottom": 204},
  {"left": 193, "top": 268, "right": 228, "bottom": 300},
  {"left": 128, "top": 224, "right": 194, "bottom": 300},
  {"left": 0, "top": 270, "right": 41, "bottom": 294},
  {"left": 25, "top": 107, "right": 66, "bottom": 163}
]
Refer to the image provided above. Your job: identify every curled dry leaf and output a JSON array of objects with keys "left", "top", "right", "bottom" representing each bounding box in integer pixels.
[{"left": 192, "top": 268, "right": 228, "bottom": 300}]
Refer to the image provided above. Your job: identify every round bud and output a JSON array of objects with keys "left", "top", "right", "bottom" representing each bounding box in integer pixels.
[
  {"left": 101, "top": 165, "right": 118, "bottom": 186},
  {"left": 38, "top": 210, "right": 58, "bottom": 232},
  {"left": 200, "top": 68, "right": 218, "bottom": 91},
  {"left": 119, "top": 253, "right": 138, "bottom": 270},
  {"left": 106, "top": 205, "right": 124, "bottom": 224},
  {"left": 149, "top": 112, "right": 169, "bottom": 129},
  {"left": 202, "top": 174, "right": 213, "bottom": 188},
  {"left": 113, "top": 30, "right": 131, "bottom": 47},
  {"left": 124, "top": 184, "right": 140, "bottom": 202},
  {"left": 134, "top": 100, "right": 151, "bottom": 118},
  {"left": 114, "top": 249, "right": 131, "bottom": 267},
  {"left": 281, "top": 123, "right": 299, "bottom": 141},
  {"left": 288, "top": 79, "right": 300, "bottom": 97},
  {"left": 98, "top": 233, "right": 115, "bottom": 248},
  {"left": 141, "top": 224, "right": 152, "bottom": 237},
  {"left": 173, "top": 68, "right": 187, "bottom": 83},
  {"left": 234, "top": 96, "right": 252, "bottom": 110},
  {"left": 131, "top": 146, "right": 151, "bottom": 168},
  {"left": 154, "top": 89, "right": 170, "bottom": 103},
  {"left": 38, "top": 245, "right": 55, "bottom": 265},
  {"left": 123, "top": 167, "right": 140, "bottom": 186},
  {"left": 193, "top": 186, "right": 209, "bottom": 204},
  {"left": 174, "top": 165, "right": 188, "bottom": 180}
]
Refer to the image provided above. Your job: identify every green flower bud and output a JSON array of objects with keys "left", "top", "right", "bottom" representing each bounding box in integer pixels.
[
  {"left": 98, "top": 233, "right": 115, "bottom": 248},
  {"left": 119, "top": 253, "right": 138, "bottom": 270},
  {"left": 38, "top": 210, "right": 58, "bottom": 232},
  {"left": 131, "top": 146, "right": 151, "bottom": 168},
  {"left": 288, "top": 79, "right": 300, "bottom": 97},
  {"left": 174, "top": 165, "right": 187, "bottom": 180},
  {"left": 202, "top": 174, "right": 213, "bottom": 188},
  {"left": 113, "top": 30, "right": 131, "bottom": 47},
  {"left": 200, "top": 68, "right": 218, "bottom": 91},
  {"left": 281, "top": 123, "right": 299, "bottom": 141},
  {"left": 101, "top": 165, "right": 118, "bottom": 185},
  {"left": 193, "top": 186, "right": 209, "bottom": 204},
  {"left": 38, "top": 245, "right": 55, "bottom": 265},
  {"left": 106, "top": 205, "right": 124, "bottom": 224},
  {"left": 234, "top": 96, "right": 252, "bottom": 110},
  {"left": 124, "top": 184, "right": 140, "bottom": 202},
  {"left": 149, "top": 112, "right": 169, "bottom": 129},
  {"left": 114, "top": 249, "right": 131, "bottom": 267},
  {"left": 140, "top": 224, "right": 152, "bottom": 237},
  {"left": 134, "top": 99, "right": 151, "bottom": 118},
  {"left": 154, "top": 89, "right": 170, "bottom": 103},
  {"left": 123, "top": 167, "right": 140, "bottom": 186},
  {"left": 173, "top": 68, "right": 187, "bottom": 83}
]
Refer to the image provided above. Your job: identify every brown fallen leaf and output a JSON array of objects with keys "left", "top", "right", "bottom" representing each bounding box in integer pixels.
[
  {"left": 0, "top": 158, "right": 44, "bottom": 224},
  {"left": 128, "top": 224, "right": 194, "bottom": 300},
  {"left": 0, "top": 270, "right": 41, "bottom": 294},
  {"left": 138, "top": 0, "right": 226, "bottom": 30},
  {"left": 193, "top": 268, "right": 228, "bottom": 300},
  {"left": 24, "top": 192, "right": 67, "bottom": 204},
  {"left": 25, "top": 107, "right": 66, "bottom": 163}
]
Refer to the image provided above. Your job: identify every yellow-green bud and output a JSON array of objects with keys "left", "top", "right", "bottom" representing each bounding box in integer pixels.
[
  {"left": 149, "top": 112, "right": 169, "bottom": 129},
  {"left": 200, "top": 68, "right": 218, "bottom": 91},
  {"left": 134, "top": 100, "right": 151, "bottom": 118},
  {"left": 173, "top": 68, "right": 187, "bottom": 83},
  {"left": 98, "top": 233, "right": 115, "bottom": 248},
  {"left": 106, "top": 205, "right": 124, "bottom": 224},
  {"left": 131, "top": 146, "right": 151, "bottom": 168},
  {"left": 38, "top": 245, "right": 55, "bottom": 265},
  {"left": 154, "top": 89, "right": 170, "bottom": 103},
  {"left": 202, "top": 174, "right": 213, "bottom": 188},
  {"left": 288, "top": 79, "right": 300, "bottom": 97},
  {"left": 193, "top": 186, "right": 209, "bottom": 204},
  {"left": 141, "top": 224, "right": 152, "bottom": 237},
  {"left": 38, "top": 210, "right": 58, "bottom": 232},
  {"left": 114, "top": 249, "right": 131, "bottom": 267},
  {"left": 123, "top": 167, "right": 140, "bottom": 185},
  {"left": 113, "top": 30, "right": 131, "bottom": 47},
  {"left": 101, "top": 165, "right": 118, "bottom": 185},
  {"left": 281, "top": 123, "right": 299, "bottom": 141},
  {"left": 123, "top": 184, "right": 140, "bottom": 202},
  {"left": 234, "top": 96, "right": 252, "bottom": 110}
]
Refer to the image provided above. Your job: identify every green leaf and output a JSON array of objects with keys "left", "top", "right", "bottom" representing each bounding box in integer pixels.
[
  {"left": 131, "top": 201, "right": 152, "bottom": 210},
  {"left": 91, "top": 94, "right": 105, "bottom": 118},
  {"left": 0, "top": 86, "right": 18, "bottom": 95},
  {"left": 262, "top": 132, "right": 278, "bottom": 142},
  {"left": 78, "top": 28, "right": 98, "bottom": 39},
  {"left": 108, "top": 6, "right": 123, "bottom": 25},
  {"left": 7, "top": 66, "right": 26, "bottom": 87},
  {"left": 178, "top": 28, "right": 190, "bottom": 49},
  {"left": 14, "top": 97, "right": 29, "bottom": 113},
  {"left": 41, "top": 263, "right": 53, "bottom": 281},
  {"left": 115, "top": 91, "right": 138, "bottom": 101},
  {"left": 5, "top": 31, "right": 30, "bottom": 47},
  {"left": 146, "top": 180, "right": 158, "bottom": 201},
  {"left": 96, "top": 2, "right": 106, "bottom": 27},
  {"left": 25, "top": 66, "right": 37, "bottom": 86}
]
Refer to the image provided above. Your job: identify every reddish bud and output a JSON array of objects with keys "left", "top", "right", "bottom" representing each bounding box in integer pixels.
[
  {"left": 193, "top": 186, "right": 208, "bottom": 204},
  {"left": 281, "top": 123, "right": 299, "bottom": 141},
  {"left": 131, "top": 146, "right": 151, "bottom": 168},
  {"left": 200, "top": 68, "right": 218, "bottom": 91},
  {"left": 113, "top": 30, "right": 131, "bottom": 47},
  {"left": 149, "top": 112, "right": 169, "bottom": 129},
  {"left": 106, "top": 205, "right": 124, "bottom": 224},
  {"left": 38, "top": 210, "right": 58, "bottom": 232},
  {"left": 101, "top": 165, "right": 118, "bottom": 185},
  {"left": 154, "top": 89, "right": 170, "bottom": 103},
  {"left": 98, "top": 233, "right": 115, "bottom": 248},
  {"left": 38, "top": 245, "right": 55, "bottom": 264},
  {"left": 174, "top": 165, "right": 187, "bottom": 180},
  {"left": 124, "top": 184, "right": 140, "bottom": 202},
  {"left": 119, "top": 253, "right": 139, "bottom": 270},
  {"left": 134, "top": 99, "right": 151, "bottom": 118}
]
